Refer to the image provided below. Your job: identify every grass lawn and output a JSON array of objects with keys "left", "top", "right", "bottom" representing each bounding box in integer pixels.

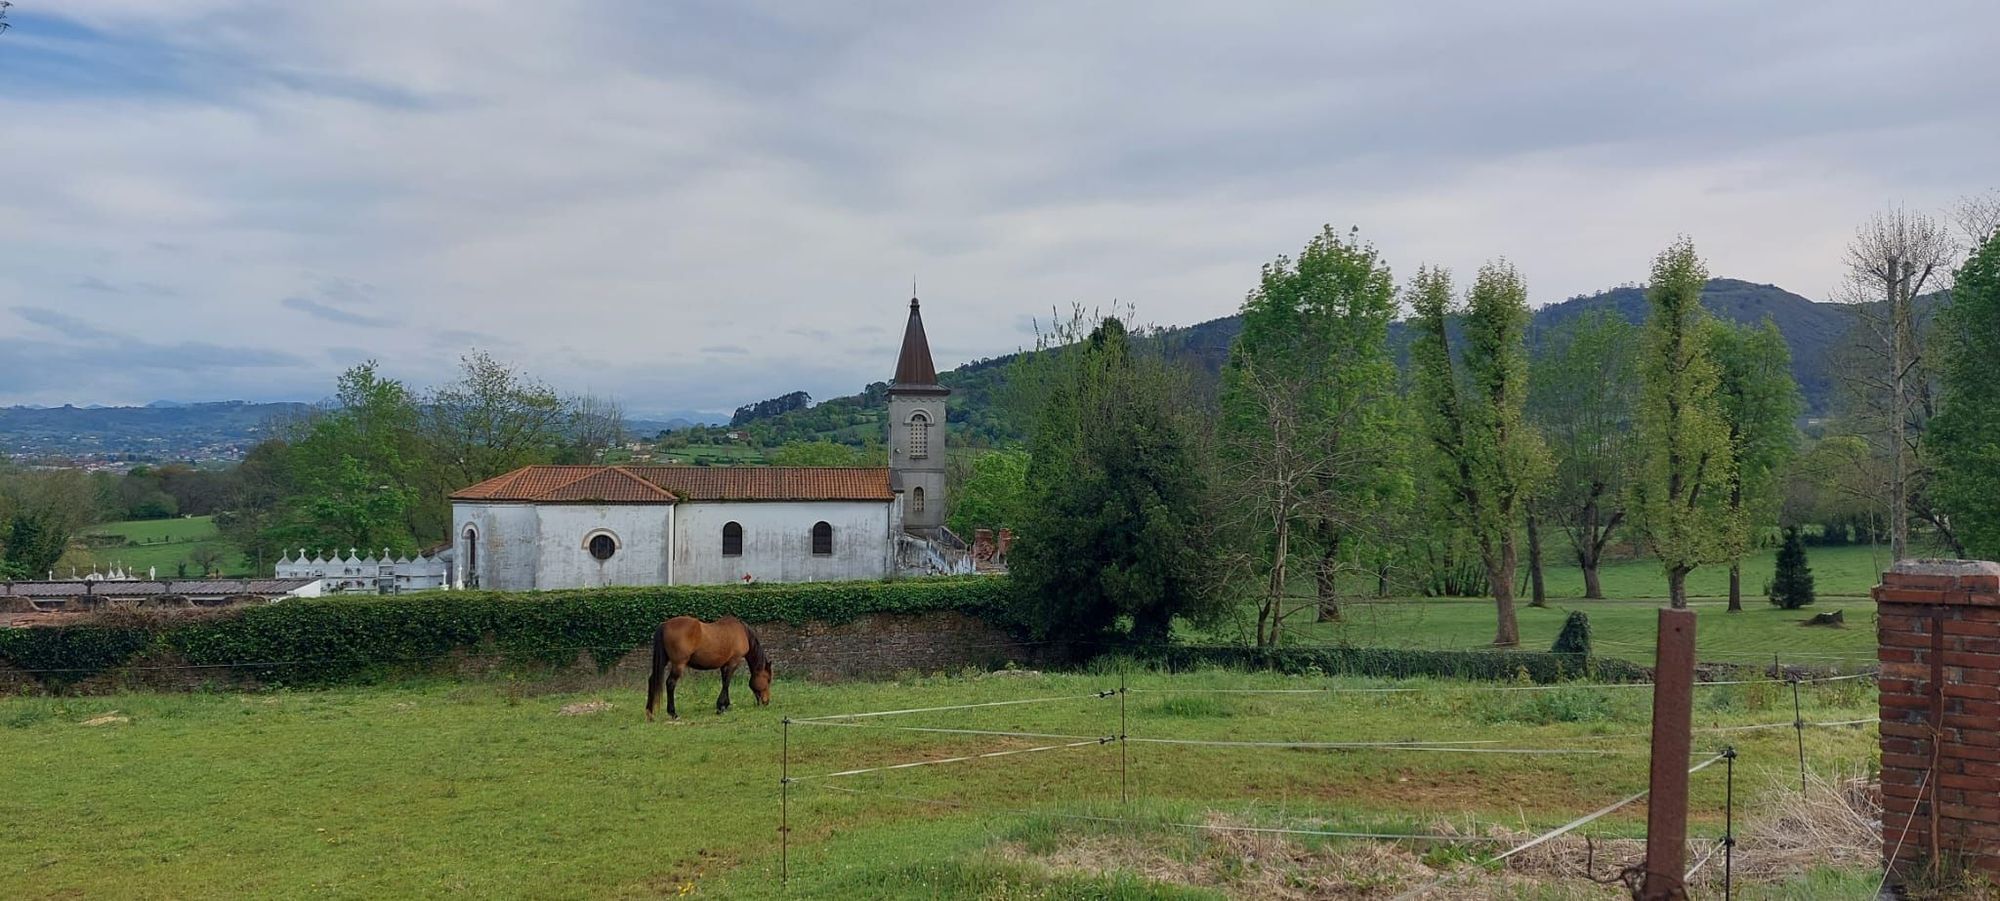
[
  {"left": 1539, "top": 543, "right": 1890, "bottom": 601},
  {"left": 78, "top": 515, "right": 251, "bottom": 578},
  {"left": 0, "top": 667, "right": 1881, "bottom": 899}
]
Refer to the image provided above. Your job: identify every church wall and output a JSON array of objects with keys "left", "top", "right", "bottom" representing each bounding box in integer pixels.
[
  {"left": 454, "top": 502, "right": 542, "bottom": 591},
  {"left": 531, "top": 504, "right": 675, "bottom": 590},
  {"left": 673, "top": 500, "right": 894, "bottom": 585}
]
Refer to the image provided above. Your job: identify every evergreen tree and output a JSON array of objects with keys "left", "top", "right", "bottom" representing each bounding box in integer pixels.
[
  {"left": 1933, "top": 230, "right": 2000, "bottom": 559},
  {"left": 1768, "top": 527, "right": 1816, "bottom": 610},
  {"left": 1551, "top": 610, "right": 1592, "bottom": 656},
  {"left": 1630, "top": 239, "right": 1735, "bottom": 608},
  {"left": 1010, "top": 315, "right": 1222, "bottom": 652}
]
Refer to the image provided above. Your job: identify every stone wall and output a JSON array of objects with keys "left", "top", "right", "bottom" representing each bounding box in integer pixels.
[
  {"left": 602, "top": 610, "right": 1033, "bottom": 681},
  {"left": 1874, "top": 559, "right": 2000, "bottom": 884}
]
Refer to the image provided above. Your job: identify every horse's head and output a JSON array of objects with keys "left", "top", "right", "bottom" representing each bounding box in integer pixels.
[{"left": 750, "top": 658, "right": 772, "bottom": 705}]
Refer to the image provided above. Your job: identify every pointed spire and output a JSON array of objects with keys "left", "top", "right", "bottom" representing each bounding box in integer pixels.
[{"left": 891, "top": 293, "right": 946, "bottom": 392}]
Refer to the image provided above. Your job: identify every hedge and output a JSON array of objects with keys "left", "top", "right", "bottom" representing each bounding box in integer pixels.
[
  {"left": 1139, "top": 645, "right": 1650, "bottom": 684},
  {"left": 0, "top": 576, "right": 1013, "bottom": 688}
]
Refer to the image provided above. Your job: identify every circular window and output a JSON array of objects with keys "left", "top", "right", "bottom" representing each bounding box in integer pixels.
[{"left": 588, "top": 533, "right": 617, "bottom": 561}]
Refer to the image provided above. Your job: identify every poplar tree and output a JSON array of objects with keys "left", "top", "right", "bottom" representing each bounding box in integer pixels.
[
  {"left": 1411, "top": 262, "right": 1548, "bottom": 647},
  {"left": 1631, "top": 239, "right": 1735, "bottom": 609},
  {"left": 1710, "top": 319, "right": 1803, "bottom": 611}
]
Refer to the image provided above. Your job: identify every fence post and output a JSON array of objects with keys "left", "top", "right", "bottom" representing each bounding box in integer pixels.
[
  {"left": 1640, "top": 607, "right": 1697, "bottom": 901},
  {"left": 1789, "top": 675, "right": 1807, "bottom": 793},
  {"left": 1723, "top": 745, "right": 1737, "bottom": 900},
  {"left": 1119, "top": 662, "right": 1128, "bottom": 808},
  {"left": 781, "top": 717, "right": 791, "bottom": 887}
]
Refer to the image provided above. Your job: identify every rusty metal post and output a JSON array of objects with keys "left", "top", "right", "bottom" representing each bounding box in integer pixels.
[{"left": 1641, "top": 607, "right": 1697, "bottom": 900}]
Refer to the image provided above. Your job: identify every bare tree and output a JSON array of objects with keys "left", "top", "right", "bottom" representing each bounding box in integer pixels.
[
  {"left": 1841, "top": 208, "right": 1956, "bottom": 562},
  {"left": 1959, "top": 189, "right": 2000, "bottom": 246},
  {"left": 564, "top": 393, "right": 628, "bottom": 463}
]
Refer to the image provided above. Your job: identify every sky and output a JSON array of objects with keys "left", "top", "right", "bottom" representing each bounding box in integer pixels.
[{"left": 1, "top": 1, "right": 1995, "bottom": 416}]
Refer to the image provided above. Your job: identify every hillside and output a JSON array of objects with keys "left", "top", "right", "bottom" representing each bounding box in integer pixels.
[
  {"left": 726, "top": 278, "right": 1859, "bottom": 448},
  {"left": 0, "top": 401, "right": 311, "bottom": 462}
]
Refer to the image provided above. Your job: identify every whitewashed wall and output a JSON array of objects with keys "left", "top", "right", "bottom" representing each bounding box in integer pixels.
[
  {"left": 531, "top": 504, "right": 675, "bottom": 589},
  {"left": 672, "top": 500, "right": 894, "bottom": 585},
  {"left": 453, "top": 502, "right": 544, "bottom": 591}
]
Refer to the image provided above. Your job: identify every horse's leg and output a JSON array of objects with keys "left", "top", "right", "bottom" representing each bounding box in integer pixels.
[
  {"left": 717, "top": 660, "right": 739, "bottom": 714},
  {"left": 666, "top": 660, "right": 685, "bottom": 720},
  {"left": 645, "top": 626, "right": 667, "bottom": 722}
]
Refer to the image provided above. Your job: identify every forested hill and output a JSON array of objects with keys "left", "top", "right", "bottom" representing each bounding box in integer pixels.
[{"left": 726, "top": 278, "right": 1856, "bottom": 449}]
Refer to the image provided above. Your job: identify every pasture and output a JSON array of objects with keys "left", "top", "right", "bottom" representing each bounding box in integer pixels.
[
  {"left": 1, "top": 662, "right": 1882, "bottom": 899},
  {"left": 77, "top": 515, "right": 250, "bottom": 578}
]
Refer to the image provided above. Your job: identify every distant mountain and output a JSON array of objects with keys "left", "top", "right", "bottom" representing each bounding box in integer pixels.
[{"left": 729, "top": 277, "right": 1862, "bottom": 448}]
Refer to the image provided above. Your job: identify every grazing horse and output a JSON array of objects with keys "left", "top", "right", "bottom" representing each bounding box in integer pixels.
[{"left": 645, "top": 615, "right": 772, "bottom": 721}]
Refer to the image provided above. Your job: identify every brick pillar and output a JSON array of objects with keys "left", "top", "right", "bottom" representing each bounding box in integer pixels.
[{"left": 1873, "top": 559, "right": 2000, "bottom": 884}]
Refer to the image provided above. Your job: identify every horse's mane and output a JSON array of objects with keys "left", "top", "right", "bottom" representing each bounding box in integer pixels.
[{"left": 743, "top": 622, "right": 769, "bottom": 670}]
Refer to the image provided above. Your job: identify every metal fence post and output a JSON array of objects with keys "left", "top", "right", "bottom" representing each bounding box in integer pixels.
[
  {"left": 1790, "top": 676, "right": 1807, "bottom": 794},
  {"left": 781, "top": 717, "right": 791, "bottom": 888}
]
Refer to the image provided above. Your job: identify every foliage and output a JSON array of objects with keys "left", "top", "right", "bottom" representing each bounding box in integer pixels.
[
  {"left": 1710, "top": 317, "right": 1804, "bottom": 608},
  {"left": 1550, "top": 610, "right": 1592, "bottom": 656},
  {"left": 1527, "top": 311, "right": 1640, "bottom": 598},
  {"left": 1010, "top": 313, "right": 1224, "bottom": 650},
  {"left": 0, "top": 577, "right": 1011, "bottom": 688},
  {"left": 947, "top": 449, "right": 1030, "bottom": 534},
  {"left": 1630, "top": 239, "right": 1736, "bottom": 607},
  {"left": 1218, "top": 225, "right": 1404, "bottom": 640},
  {"left": 766, "top": 439, "right": 880, "bottom": 467},
  {"left": 1768, "top": 527, "right": 1816, "bottom": 610},
  {"left": 1932, "top": 230, "right": 2000, "bottom": 559},
  {"left": 731, "top": 390, "right": 812, "bottom": 427},
  {"left": 1408, "top": 262, "right": 1549, "bottom": 646},
  {"left": 0, "top": 468, "right": 97, "bottom": 579}
]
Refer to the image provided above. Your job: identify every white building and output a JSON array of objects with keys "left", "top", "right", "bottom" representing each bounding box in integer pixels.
[
  {"left": 274, "top": 548, "right": 452, "bottom": 594},
  {"left": 448, "top": 296, "right": 968, "bottom": 591}
]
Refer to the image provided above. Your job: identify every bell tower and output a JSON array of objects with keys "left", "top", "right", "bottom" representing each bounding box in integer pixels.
[{"left": 888, "top": 294, "right": 949, "bottom": 536}]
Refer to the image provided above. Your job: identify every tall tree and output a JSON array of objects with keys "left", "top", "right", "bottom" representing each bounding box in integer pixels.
[
  {"left": 271, "top": 362, "right": 424, "bottom": 555},
  {"left": 1710, "top": 319, "right": 1803, "bottom": 611},
  {"left": 1631, "top": 239, "right": 1735, "bottom": 609},
  {"left": 1527, "top": 311, "right": 1640, "bottom": 599},
  {"left": 1932, "top": 229, "right": 2000, "bottom": 560},
  {"left": 1842, "top": 208, "right": 1956, "bottom": 561},
  {"left": 1010, "top": 314, "right": 1222, "bottom": 652},
  {"left": 1410, "top": 262, "right": 1547, "bottom": 647},
  {"left": 1221, "top": 225, "right": 1402, "bottom": 631}
]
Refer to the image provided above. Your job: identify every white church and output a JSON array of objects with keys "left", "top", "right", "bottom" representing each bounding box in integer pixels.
[{"left": 447, "top": 297, "right": 963, "bottom": 591}]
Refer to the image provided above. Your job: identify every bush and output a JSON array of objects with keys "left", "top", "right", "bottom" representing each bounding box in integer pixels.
[
  {"left": 1550, "top": 611, "right": 1592, "bottom": 655},
  {"left": 1768, "top": 527, "right": 1816, "bottom": 610},
  {"left": 0, "top": 577, "right": 1013, "bottom": 688}
]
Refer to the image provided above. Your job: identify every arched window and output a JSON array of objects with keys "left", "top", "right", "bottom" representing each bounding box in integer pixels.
[
  {"left": 912, "top": 486, "right": 926, "bottom": 513},
  {"left": 722, "top": 521, "right": 743, "bottom": 557},
  {"left": 908, "top": 411, "right": 930, "bottom": 459},
  {"left": 811, "top": 521, "right": 833, "bottom": 556},
  {"left": 461, "top": 526, "right": 479, "bottom": 589},
  {"left": 585, "top": 531, "right": 619, "bottom": 561}
]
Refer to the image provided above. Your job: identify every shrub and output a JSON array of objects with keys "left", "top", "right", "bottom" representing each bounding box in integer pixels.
[
  {"left": 1550, "top": 611, "right": 1592, "bottom": 655},
  {"left": 1138, "top": 645, "right": 1646, "bottom": 684},
  {"left": 1768, "top": 527, "right": 1816, "bottom": 610},
  {"left": 0, "top": 577, "right": 1013, "bottom": 688}
]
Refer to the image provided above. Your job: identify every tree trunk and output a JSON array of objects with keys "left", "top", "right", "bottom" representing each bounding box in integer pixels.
[
  {"left": 1376, "top": 561, "right": 1390, "bottom": 599},
  {"left": 1261, "top": 518, "right": 1290, "bottom": 648},
  {"left": 1488, "top": 542, "right": 1521, "bottom": 647},
  {"left": 1890, "top": 256, "right": 1911, "bottom": 563},
  {"left": 1582, "top": 564, "right": 1604, "bottom": 601},
  {"left": 1315, "top": 528, "right": 1342, "bottom": 622},
  {"left": 1668, "top": 565, "right": 1691, "bottom": 610},
  {"left": 1727, "top": 562, "right": 1743, "bottom": 612},
  {"left": 1526, "top": 513, "right": 1547, "bottom": 608}
]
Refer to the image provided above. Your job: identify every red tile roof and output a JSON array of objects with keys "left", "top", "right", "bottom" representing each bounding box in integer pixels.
[{"left": 451, "top": 465, "right": 895, "bottom": 503}]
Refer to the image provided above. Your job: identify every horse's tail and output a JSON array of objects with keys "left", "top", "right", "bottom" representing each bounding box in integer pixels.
[{"left": 645, "top": 623, "right": 667, "bottom": 721}]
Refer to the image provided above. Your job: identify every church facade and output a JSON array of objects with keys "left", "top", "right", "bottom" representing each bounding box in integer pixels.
[{"left": 448, "top": 297, "right": 958, "bottom": 591}]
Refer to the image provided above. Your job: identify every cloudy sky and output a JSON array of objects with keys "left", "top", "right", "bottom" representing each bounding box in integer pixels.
[{"left": 1, "top": 1, "right": 1994, "bottom": 415}]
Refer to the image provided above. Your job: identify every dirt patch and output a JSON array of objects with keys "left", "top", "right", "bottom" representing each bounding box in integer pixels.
[
  {"left": 558, "top": 700, "right": 613, "bottom": 716},
  {"left": 79, "top": 713, "right": 129, "bottom": 727}
]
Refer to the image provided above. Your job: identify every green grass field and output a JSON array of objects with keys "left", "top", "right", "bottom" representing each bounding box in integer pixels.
[
  {"left": 78, "top": 515, "right": 251, "bottom": 578},
  {"left": 1536, "top": 543, "right": 1889, "bottom": 602},
  {"left": 0, "top": 666, "right": 1882, "bottom": 899}
]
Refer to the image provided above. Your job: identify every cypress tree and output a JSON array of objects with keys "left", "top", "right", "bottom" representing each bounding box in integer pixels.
[
  {"left": 1767, "top": 527, "right": 1816, "bottom": 610},
  {"left": 1551, "top": 610, "right": 1592, "bottom": 656}
]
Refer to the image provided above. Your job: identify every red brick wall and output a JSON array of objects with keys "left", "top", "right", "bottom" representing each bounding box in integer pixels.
[{"left": 1874, "top": 559, "right": 2000, "bottom": 881}]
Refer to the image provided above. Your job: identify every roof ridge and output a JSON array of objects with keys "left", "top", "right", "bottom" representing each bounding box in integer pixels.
[
  {"left": 606, "top": 465, "right": 675, "bottom": 499},
  {"left": 538, "top": 466, "right": 607, "bottom": 500}
]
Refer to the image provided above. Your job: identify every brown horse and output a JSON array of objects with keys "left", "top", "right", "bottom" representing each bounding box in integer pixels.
[{"left": 645, "top": 615, "right": 772, "bottom": 721}]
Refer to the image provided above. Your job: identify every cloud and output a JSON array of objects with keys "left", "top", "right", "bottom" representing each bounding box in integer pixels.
[
  {"left": 281, "top": 295, "right": 395, "bottom": 328},
  {"left": 1, "top": 1, "right": 1997, "bottom": 408},
  {"left": 14, "top": 306, "right": 118, "bottom": 341}
]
